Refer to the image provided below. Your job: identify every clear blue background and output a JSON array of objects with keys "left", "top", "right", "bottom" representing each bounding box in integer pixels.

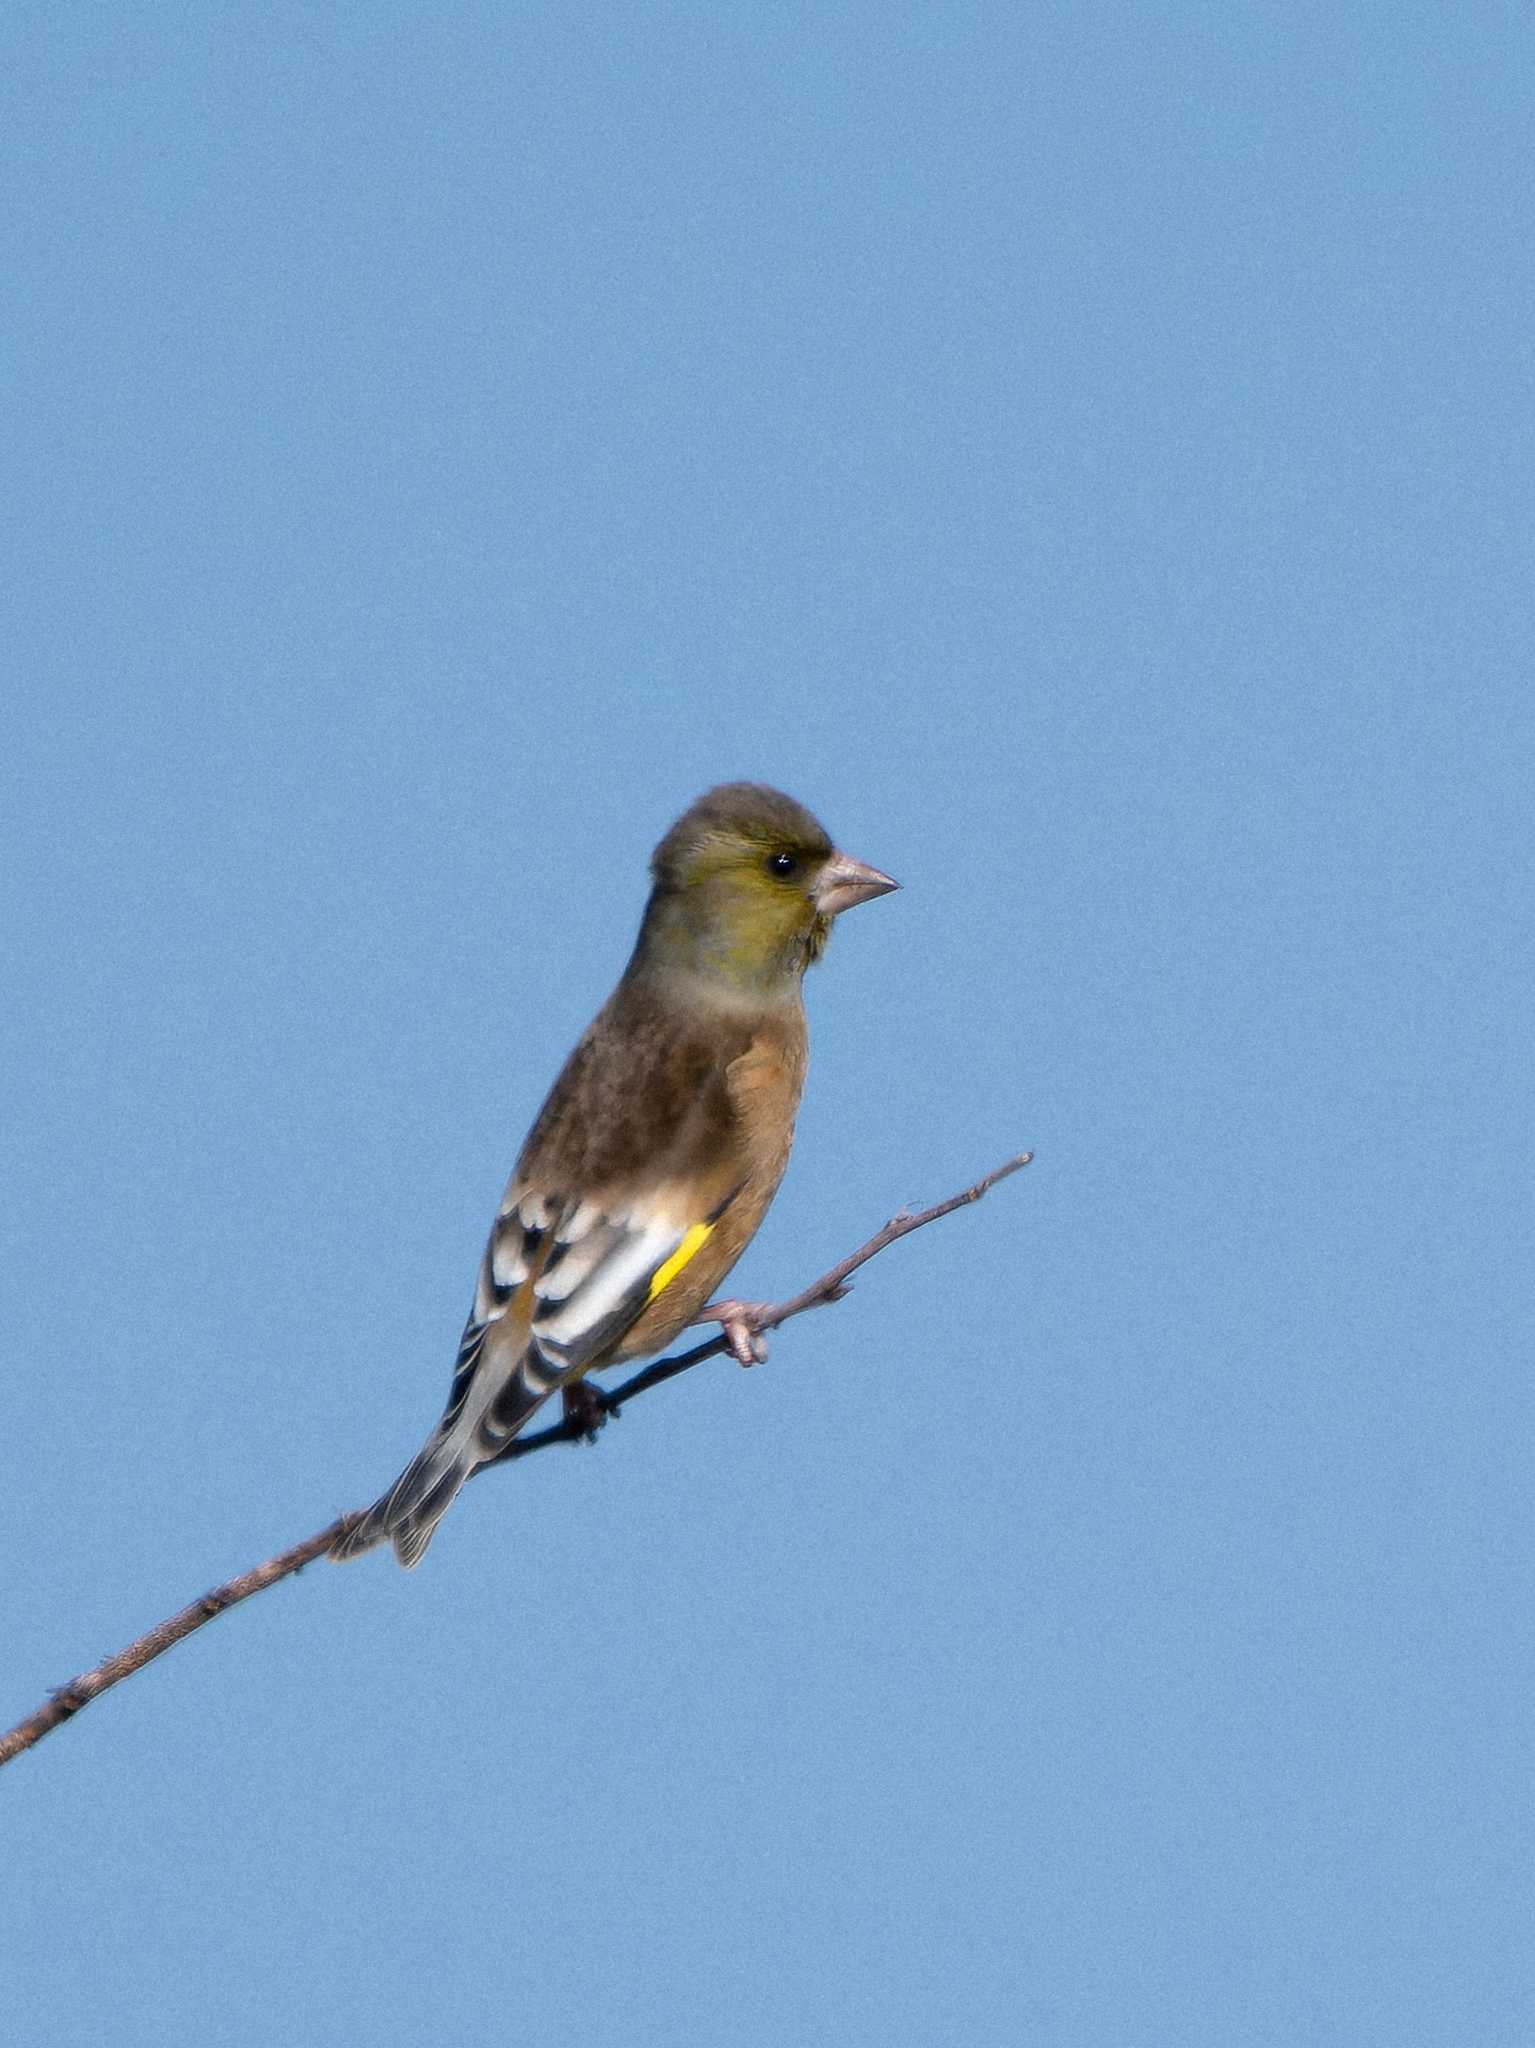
[{"left": 4, "top": 6, "right": 1531, "bottom": 2043}]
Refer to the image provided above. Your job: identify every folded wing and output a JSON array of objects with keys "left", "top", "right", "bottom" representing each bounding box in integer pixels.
[{"left": 333, "top": 1183, "right": 725, "bottom": 1567}]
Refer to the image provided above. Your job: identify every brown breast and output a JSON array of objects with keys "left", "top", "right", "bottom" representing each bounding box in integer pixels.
[{"left": 609, "top": 1007, "right": 808, "bottom": 1361}]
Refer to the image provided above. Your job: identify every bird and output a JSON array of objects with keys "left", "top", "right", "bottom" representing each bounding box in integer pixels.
[{"left": 331, "top": 782, "right": 898, "bottom": 1567}]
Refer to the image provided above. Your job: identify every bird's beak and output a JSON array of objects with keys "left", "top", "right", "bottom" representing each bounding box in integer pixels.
[{"left": 813, "top": 850, "right": 900, "bottom": 918}]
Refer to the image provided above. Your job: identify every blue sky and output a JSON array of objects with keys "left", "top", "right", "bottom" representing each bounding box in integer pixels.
[{"left": 4, "top": 5, "right": 1531, "bottom": 2043}]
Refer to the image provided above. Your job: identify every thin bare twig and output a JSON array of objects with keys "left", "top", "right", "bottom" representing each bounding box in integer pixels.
[
  {"left": 0, "top": 1152, "right": 1031, "bottom": 1770},
  {"left": 0, "top": 1523, "right": 347, "bottom": 1770}
]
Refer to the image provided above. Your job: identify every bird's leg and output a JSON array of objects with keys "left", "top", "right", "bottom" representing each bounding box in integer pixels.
[
  {"left": 560, "top": 1378, "right": 610, "bottom": 1440},
  {"left": 695, "top": 1298, "right": 772, "bottom": 1367}
]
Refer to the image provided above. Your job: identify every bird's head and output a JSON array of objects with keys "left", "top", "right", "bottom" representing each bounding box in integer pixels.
[{"left": 639, "top": 782, "right": 898, "bottom": 998}]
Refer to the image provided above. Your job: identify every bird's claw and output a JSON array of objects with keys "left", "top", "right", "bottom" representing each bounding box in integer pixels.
[
  {"left": 561, "top": 1380, "right": 612, "bottom": 1441},
  {"left": 706, "top": 1299, "right": 772, "bottom": 1367}
]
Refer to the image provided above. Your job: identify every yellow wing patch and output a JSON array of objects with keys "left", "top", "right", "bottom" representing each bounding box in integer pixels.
[{"left": 647, "top": 1220, "right": 715, "bottom": 1301}]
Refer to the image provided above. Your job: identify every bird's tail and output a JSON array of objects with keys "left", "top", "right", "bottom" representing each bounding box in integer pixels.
[
  {"left": 330, "top": 1336, "right": 565, "bottom": 1568},
  {"left": 330, "top": 1429, "right": 476, "bottom": 1569}
]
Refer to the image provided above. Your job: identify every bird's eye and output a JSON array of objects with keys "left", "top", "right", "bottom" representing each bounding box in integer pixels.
[{"left": 765, "top": 852, "right": 798, "bottom": 879}]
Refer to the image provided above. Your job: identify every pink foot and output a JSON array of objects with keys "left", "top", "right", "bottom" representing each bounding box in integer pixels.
[{"left": 698, "top": 1298, "right": 772, "bottom": 1367}]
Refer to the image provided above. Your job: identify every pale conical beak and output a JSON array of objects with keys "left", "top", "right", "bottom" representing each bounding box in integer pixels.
[{"left": 813, "top": 850, "right": 901, "bottom": 918}]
